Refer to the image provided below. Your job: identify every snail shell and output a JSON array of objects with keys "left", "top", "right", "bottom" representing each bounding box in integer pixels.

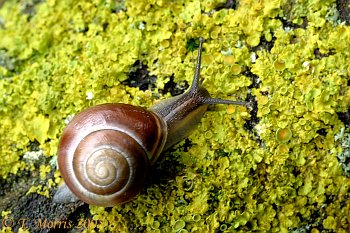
[{"left": 57, "top": 104, "right": 166, "bottom": 206}]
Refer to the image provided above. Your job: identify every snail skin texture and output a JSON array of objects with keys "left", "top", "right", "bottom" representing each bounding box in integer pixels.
[{"left": 53, "top": 38, "right": 249, "bottom": 207}]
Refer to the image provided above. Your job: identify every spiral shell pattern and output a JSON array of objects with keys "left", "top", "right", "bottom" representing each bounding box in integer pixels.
[{"left": 57, "top": 104, "right": 167, "bottom": 206}]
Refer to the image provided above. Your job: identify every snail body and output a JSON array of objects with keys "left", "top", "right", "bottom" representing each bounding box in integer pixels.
[{"left": 54, "top": 38, "right": 249, "bottom": 206}]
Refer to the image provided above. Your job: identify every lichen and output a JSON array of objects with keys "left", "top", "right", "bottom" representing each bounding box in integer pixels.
[
  {"left": 335, "top": 128, "right": 350, "bottom": 177},
  {"left": 0, "top": 0, "right": 350, "bottom": 232},
  {"left": 276, "top": 127, "right": 293, "bottom": 143}
]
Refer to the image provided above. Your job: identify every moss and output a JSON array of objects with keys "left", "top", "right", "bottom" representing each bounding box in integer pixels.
[{"left": 0, "top": 0, "right": 350, "bottom": 232}]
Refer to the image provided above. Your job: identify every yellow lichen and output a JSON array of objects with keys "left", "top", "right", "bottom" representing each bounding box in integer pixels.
[{"left": 276, "top": 127, "right": 293, "bottom": 143}]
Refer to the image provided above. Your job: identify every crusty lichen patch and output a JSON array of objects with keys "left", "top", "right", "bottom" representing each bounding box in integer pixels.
[{"left": 0, "top": 0, "right": 350, "bottom": 232}]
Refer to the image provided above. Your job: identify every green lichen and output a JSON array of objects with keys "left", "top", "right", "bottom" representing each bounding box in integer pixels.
[
  {"left": 276, "top": 127, "right": 293, "bottom": 143},
  {"left": 173, "top": 219, "right": 186, "bottom": 231},
  {"left": 335, "top": 128, "right": 350, "bottom": 177},
  {"left": 0, "top": 0, "right": 350, "bottom": 232}
]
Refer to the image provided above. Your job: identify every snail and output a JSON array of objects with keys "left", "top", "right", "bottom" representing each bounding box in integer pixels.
[{"left": 53, "top": 37, "right": 250, "bottom": 206}]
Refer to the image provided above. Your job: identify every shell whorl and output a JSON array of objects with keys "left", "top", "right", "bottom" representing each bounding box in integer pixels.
[{"left": 57, "top": 103, "right": 167, "bottom": 206}]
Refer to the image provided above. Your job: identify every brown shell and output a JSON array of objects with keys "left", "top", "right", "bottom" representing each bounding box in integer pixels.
[{"left": 57, "top": 103, "right": 167, "bottom": 206}]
